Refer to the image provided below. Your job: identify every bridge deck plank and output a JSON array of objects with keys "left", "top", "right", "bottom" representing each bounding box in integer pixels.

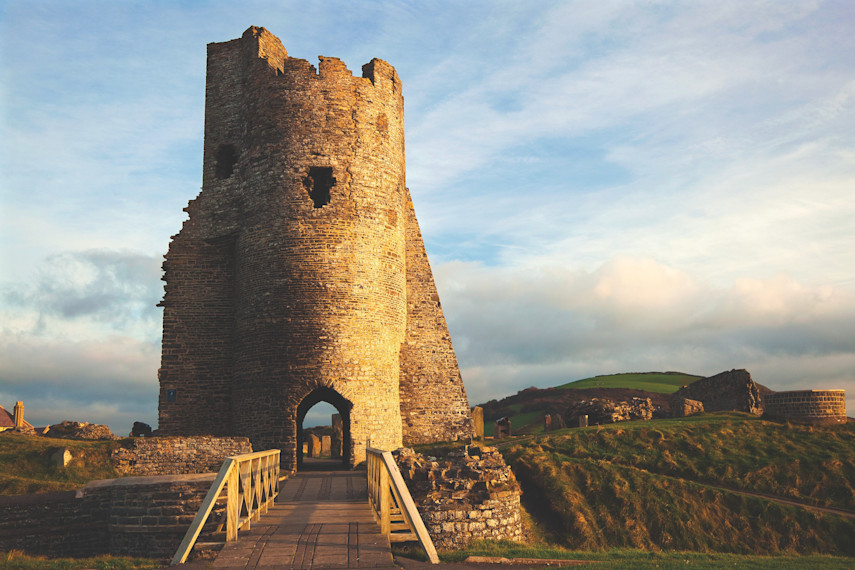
[{"left": 210, "top": 471, "right": 395, "bottom": 569}]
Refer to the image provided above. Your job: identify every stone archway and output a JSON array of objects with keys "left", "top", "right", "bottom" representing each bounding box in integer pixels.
[{"left": 296, "top": 386, "right": 352, "bottom": 470}]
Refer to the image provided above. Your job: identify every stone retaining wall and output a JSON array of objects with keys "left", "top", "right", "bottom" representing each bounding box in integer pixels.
[
  {"left": 394, "top": 446, "right": 522, "bottom": 548},
  {"left": 764, "top": 390, "right": 847, "bottom": 425},
  {"left": 0, "top": 474, "right": 216, "bottom": 559},
  {"left": 112, "top": 436, "right": 252, "bottom": 475},
  {"left": 0, "top": 490, "right": 109, "bottom": 558}
]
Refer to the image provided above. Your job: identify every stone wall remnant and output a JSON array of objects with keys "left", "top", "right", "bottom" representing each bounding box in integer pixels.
[
  {"left": 670, "top": 396, "right": 704, "bottom": 418},
  {"left": 46, "top": 421, "right": 118, "bottom": 440},
  {"left": 0, "top": 474, "right": 216, "bottom": 559},
  {"left": 471, "top": 406, "right": 484, "bottom": 440},
  {"left": 50, "top": 448, "right": 72, "bottom": 468},
  {"left": 130, "top": 422, "right": 152, "bottom": 437},
  {"left": 308, "top": 434, "right": 321, "bottom": 458},
  {"left": 764, "top": 390, "right": 847, "bottom": 425},
  {"left": 495, "top": 417, "right": 511, "bottom": 439},
  {"left": 672, "top": 369, "right": 762, "bottom": 415},
  {"left": 393, "top": 446, "right": 522, "bottom": 548},
  {"left": 565, "top": 397, "right": 654, "bottom": 426},
  {"left": 13, "top": 401, "right": 24, "bottom": 429},
  {"left": 111, "top": 436, "right": 251, "bottom": 476}
]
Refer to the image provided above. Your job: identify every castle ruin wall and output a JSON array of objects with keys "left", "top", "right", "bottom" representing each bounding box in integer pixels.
[{"left": 764, "top": 390, "right": 847, "bottom": 425}]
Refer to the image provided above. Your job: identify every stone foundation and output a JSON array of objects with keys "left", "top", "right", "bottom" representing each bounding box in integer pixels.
[
  {"left": 111, "top": 436, "right": 252, "bottom": 475},
  {"left": 764, "top": 390, "right": 847, "bottom": 425},
  {"left": 394, "top": 446, "right": 522, "bottom": 548}
]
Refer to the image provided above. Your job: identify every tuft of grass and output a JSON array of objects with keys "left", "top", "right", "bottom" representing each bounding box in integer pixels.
[
  {"left": 0, "top": 432, "right": 125, "bottom": 495},
  {"left": 556, "top": 372, "right": 702, "bottom": 394},
  {"left": 0, "top": 550, "right": 160, "bottom": 569}
]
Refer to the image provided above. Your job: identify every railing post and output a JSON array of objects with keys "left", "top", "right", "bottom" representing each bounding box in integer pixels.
[
  {"left": 379, "top": 463, "right": 391, "bottom": 534},
  {"left": 226, "top": 464, "right": 239, "bottom": 542}
]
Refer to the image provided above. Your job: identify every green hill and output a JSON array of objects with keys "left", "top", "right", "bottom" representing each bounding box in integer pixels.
[
  {"left": 479, "top": 371, "right": 705, "bottom": 436},
  {"left": 556, "top": 371, "right": 703, "bottom": 394},
  {"left": 501, "top": 413, "right": 855, "bottom": 555}
]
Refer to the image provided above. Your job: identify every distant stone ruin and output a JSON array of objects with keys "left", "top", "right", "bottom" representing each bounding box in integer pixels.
[
  {"left": 764, "top": 390, "right": 847, "bottom": 425},
  {"left": 565, "top": 397, "right": 655, "bottom": 426},
  {"left": 46, "top": 420, "right": 118, "bottom": 441},
  {"left": 670, "top": 396, "right": 704, "bottom": 418},
  {"left": 672, "top": 369, "right": 763, "bottom": 415},
  {"left": 156, "top": 27, "right": 474, "bottom": 470}
]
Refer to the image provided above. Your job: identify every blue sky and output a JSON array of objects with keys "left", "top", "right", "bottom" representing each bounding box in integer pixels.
[{"left": 2, "top": 0, "right": 854, "bottom": 433}]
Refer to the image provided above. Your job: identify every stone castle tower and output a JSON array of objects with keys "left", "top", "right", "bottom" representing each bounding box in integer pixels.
[{"left": 157, "top": 27, "right": 473, "bottom": 470}]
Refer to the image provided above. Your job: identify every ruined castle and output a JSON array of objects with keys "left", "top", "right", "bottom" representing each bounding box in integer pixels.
[{"left": 157, "top": 27, "right": 474, "bottom": 470}]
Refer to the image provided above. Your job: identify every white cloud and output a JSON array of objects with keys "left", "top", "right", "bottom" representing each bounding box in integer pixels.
[{"left": 436, "top": 255, "right": 855, "bottom": 409}]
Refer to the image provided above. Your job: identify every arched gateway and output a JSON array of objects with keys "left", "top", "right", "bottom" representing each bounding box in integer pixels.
[
  {"left": 155, "top": 27, "right": 474, "bottom": 471},
  {"left": 296, "top": 387, "right": 352, "bottom": 469}
]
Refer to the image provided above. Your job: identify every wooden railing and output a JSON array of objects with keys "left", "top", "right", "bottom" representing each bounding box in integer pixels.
[
  {"left": 171, "top": 449, "right": 281, "bottom": 565},
  {"left": 366, "top": 446, "right": 439, "bottom": 564}
]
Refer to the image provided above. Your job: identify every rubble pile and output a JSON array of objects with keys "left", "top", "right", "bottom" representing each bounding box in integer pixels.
[{"left": 393, "top": 445, "right": 522, "bottom": 548}]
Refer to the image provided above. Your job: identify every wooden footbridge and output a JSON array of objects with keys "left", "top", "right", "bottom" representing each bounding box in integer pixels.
[{"left": 172, "top": 448, "right": 438, "bottom": 568}]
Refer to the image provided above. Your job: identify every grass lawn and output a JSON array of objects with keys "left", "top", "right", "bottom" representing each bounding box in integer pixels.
[{"left": 556, "top": 372, "right": 702, "bottom": 393}]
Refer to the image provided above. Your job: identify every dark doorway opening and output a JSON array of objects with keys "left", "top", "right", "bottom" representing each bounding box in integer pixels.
[{"left": 296, "top": 387, "right": 351, "bottom": 471}]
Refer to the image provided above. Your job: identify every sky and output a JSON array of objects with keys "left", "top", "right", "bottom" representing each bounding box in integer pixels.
[{"left": 1, "top": 0, "right": 854, "bottom": 434}]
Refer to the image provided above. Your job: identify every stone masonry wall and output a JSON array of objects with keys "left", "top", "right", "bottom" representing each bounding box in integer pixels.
[
  {"left": 673, "top": 369, "right": 763, "bottom": 415},
  {"left": 394, "top": 446, "right": 522, "bottom": 548},
  {"left": 0, "top": 474, "right": 215, "bottom": 559},
  {"left": 399, "top": 187, "right": 474, "bottom": 445},
  {"left": 764, "top": 390, "right": 847, "bottom": 425},
  {"left": 158, "top": 26, "right": 472, "bottom": 471},
  {"left": 99, "top": 474, "right": 216, "bottom": 558},
  {"left": 111, "top": 436, "right": 252, "bottom": 475},
  {"left": 0, "top": 490, "right": 109, "bottom": 558}
]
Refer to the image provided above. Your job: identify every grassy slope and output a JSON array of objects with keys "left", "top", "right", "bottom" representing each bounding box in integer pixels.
[
  {"left": 556, "top": 371, "right": 703, "bottom": 394},
  {"left": 501, "top": 413, "right": 855, "bottom": 555},
  {"left": 0, "top": 433, "right": 123, "bottom": 495}
]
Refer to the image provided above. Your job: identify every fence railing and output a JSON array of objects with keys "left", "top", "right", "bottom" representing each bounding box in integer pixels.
[
  {"left": 171, "top": 449, "right": 281, "bottom": 565},
  {"left": 366, "top": 446, "right": 438, "bottom": 564}
]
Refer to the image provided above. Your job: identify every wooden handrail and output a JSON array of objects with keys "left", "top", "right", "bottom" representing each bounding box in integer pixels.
[
  {"left": 171, "top": 449, "right": 280, "bottom": 565},
  {"left": 366, "top": 446, "right": 439, "bottom": 564}
]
